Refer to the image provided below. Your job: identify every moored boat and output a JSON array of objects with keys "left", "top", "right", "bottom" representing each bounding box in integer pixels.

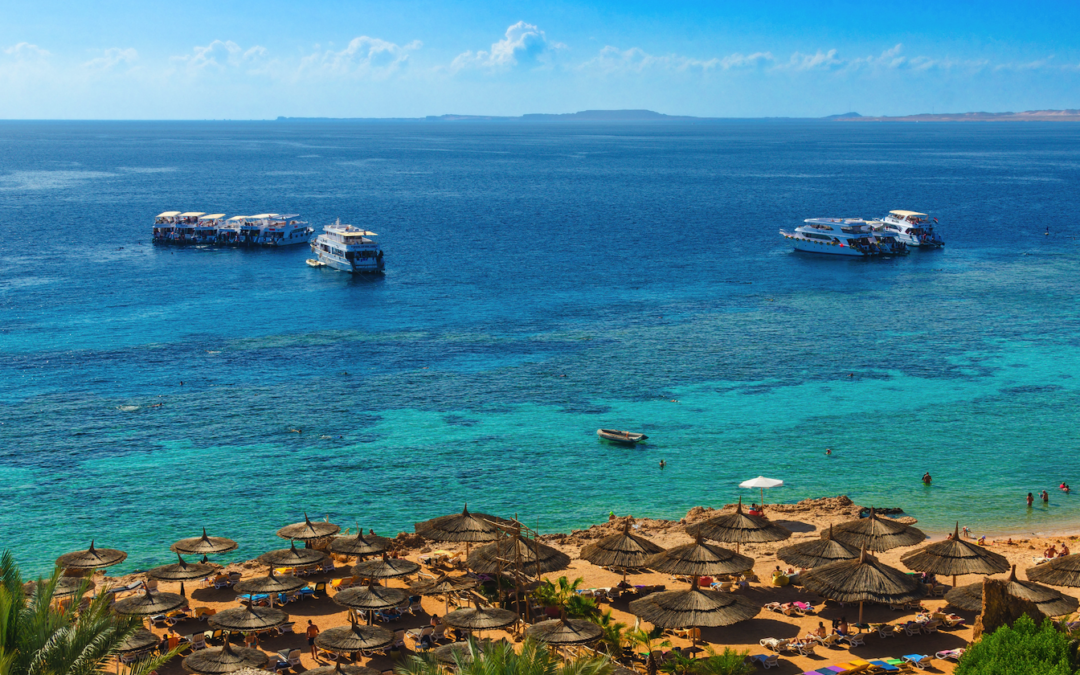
[
  {"left": 879, "top": 210, "right": 944, "bottom": 248},
  {"left": 780, "top": 218, "right": 901, "bottom": 257},
  {"left": 597, "top": 429, "right": 648, "bottom": 444},
  {"left": 310, "top": 220, "right": 385, "bottom": 274}
]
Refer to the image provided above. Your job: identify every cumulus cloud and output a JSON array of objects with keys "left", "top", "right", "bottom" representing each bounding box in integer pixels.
[
  {"left": 781, "top": 49, "right": 843, "bottom": 71},
  {"left": 581, "top": 45, "right": 773, "bottom": 74},
  {"left": 171, "top": 40, "right": 267, "bottom": 71},
  {"left": 3, "top": 42, "right": 49, "bottom": 60},
  {"left": 451, "top": 21, "right": 563, "bottom": 71},
  {"left": 300, "top": 37, "right": 421, "bottom": 77},
  {"left": 82, "top": 47, "right": 138, "bottom": 70}
]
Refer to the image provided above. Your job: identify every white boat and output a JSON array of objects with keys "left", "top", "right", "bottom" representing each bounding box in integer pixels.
[
  {"left": 260, "top": 214, "right": 314, "bottom": 246},
  {"left": 152, "top": 211, "right": 311, "bottom": 247},
  {"left": 879, "top": 210, "right": 944, "bottom": 248},
  {"left": 310, "top": 220, "right": 385, "bottom": 274},
  {"left": 597, "top": 429, "right": 648, "bottom": 445},
  {"left": 305, "top": 259, "right": 326, "bottom": 268},
  {"left": 780, "top": 218, "right": 905, "bottom": 257}
]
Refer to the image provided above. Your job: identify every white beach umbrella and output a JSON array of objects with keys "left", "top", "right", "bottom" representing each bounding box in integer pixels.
[{"left": 739, "top": 476, "right": 783, "bottom": 506}]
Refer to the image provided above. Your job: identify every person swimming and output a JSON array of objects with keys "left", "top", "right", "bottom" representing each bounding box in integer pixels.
[
  {"left": 922, "top": 472, "right": 932, "bottom": 484},
  {"left": 825, "top": 448, "right": 832, "bottom": 456}
]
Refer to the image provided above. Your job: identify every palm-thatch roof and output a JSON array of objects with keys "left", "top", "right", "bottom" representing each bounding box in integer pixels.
[
  {"left": 415, "top": 505, "right": 507, "bottom": 543},
  {"left": 113, "top": 588, "right": 187, "bottom": 617},
  {"left": 148, "top": 553, "right": 220, "bottom": 582},
  {"left": 332, "top": 584, "right": 409, "bottom": 611},
  {"left": 257, "top": 542, "right": 327, "bottom": 567},
  {"left": 233, "top": 569, "right": 306, "bottom": 595},
  {"left": 946, "top": 566, "right": 1079, "bottom": 617},
  {"left": 776, "top": 524, "right": 860, "bottom": 569},
  {"left": 116, "top": 629, "right": 160, "bottom": 654},
  {"left": 24, "top": 576, "right": 91, "bottom": 598},
  {"left": 800, "top": 548, "right": 925, "bottom": 605},
  {"left": 524, "top": 617, "right": 603, "bottom": 645},
  {"left": 183, "top": 644, "right": 267, "bottom": 675},
  {"left": 643, "top": 535, "right": 754, "bottom": 577},
  {"left": 900, "top": 523, "right": 1009, "bottom": 577},
  {"left": 409, "top": 574, "right": 479, "bottom": 596},
  {"left": 352, "top": 556, "right": 420, "bottom": 579},
  {"left": 170, "top": 529, "right": 238, "bottom": 556},
  {"left": 827, "top": 508, "right": 926, "bottom": 552},
  {"left": 208, "top": 606, "right": 289, "bottom": 632},
  {"left": 580, "top": 523, "right": 665, "bottom": 569},
  {"left": 467, "top": 534, "right": 571, "bottom": 576},
  {"left": 628, "top": 584, "right": 760, "bottom": 628},
  {"left": 329, "top": 531, "right": 392, "bottom": 558},
  {"left": 55, "top": 541, "right": 127, "bottom": 570},
  {"left": 313, "top": 622, "right": 394, "bottom": 653},
  {"left": 276, "top": 514, "right": 340, "bottom": 542},
  {"left": 303, "top": 664, "right": 381, "bottom": 675},
  {"left": 1026, "top": 554, "right": 1080, "bottom": 588},
  {"left": 442, "top": 607, "right": 518, "bottom": 631},
  {"left": 685, "top": 499, "right": 792, "bottom": 547}
]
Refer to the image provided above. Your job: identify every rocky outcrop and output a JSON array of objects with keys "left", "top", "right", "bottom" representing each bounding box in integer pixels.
[{"left": 973, "top": 577, "right": 1044, "bottom": 640}]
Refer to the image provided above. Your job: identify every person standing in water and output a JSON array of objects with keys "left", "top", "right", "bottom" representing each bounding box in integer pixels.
[
  {"left": 1027, "top": 493, "right": 1035, "bottom": 507},
  {"left": 922, "top": 472, "right": 932, "bottom": 485}
]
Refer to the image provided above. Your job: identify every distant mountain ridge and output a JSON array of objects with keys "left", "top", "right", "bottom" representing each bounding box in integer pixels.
[{"left": 838, "top": 109, "right": 1080, "bottom": 122}]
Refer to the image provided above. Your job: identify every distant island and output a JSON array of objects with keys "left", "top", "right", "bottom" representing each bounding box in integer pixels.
[{"left": 836, "top": 109, "right": 1080, "bottom": 122}]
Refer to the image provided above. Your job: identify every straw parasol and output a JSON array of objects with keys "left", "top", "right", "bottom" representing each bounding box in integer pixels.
[
  {"left": 800, "top": 547, "right": 926, "bottom": 626},
  {"left": 55, "top": 541, "right": 127, "bottom": 570},
  {"left": 183, "top": 643, "right": 268, "bottom": 675},
  {"left": 1026, "top": 554, "right": 1080, "bottom": 588},
  {"left": 313, "top": 620, "right": 394, "bottom": 654},
  {"left": 24, "top": 576, "right": 91, "bottom": 598},
  {"left": 171, "top": 528, "right": 238, "bottom": 556},
  {"left": 333, "top": 584, "right": 409, "bottom": 623},
  {"left": 777, "top": 524, "right": 860, "bottom": 569},
  {"left": 828, "top": 508, "right": 926, "bottom": 552},
  {"left": 208, "top": 606, "right": 289, "bottom": 632},
  {"left": 257, "top": 542, "right": 327, "bottom": 567},
  {"left": 467, "top": 534, "right": 571, "bottom": 577},
  {"left": 628, "top": 581, "right": 760, "bottom": 633},
  {"left": 643, "top": 534, "right": 755, "bottom": 578},
  {"left": 234, "top": 568, "right": 306, "bottom": 596},
  {"left": 409, "top": 574, "right": 479, "bottom": 614},
  {"left": 352, "top": 555, "right": 420, "bottom": 580},
  {"left": 946, "top": 566, "right": 1078, "bottom": 617},
  {"left": 580, "top": 522, "right": 665, "bottom": 580},
  {"left": 524, "top": 617, "right": 603, "bottom": 645},
  {"left": 442, "top": 607, "right": 518, "bottom": 631},
  {"left": 330, "top": 531, "right": 392, "bottom": 559},
  {"left": 116, "top": 629, "right": 160, "bottom": 654},
  {"left": 685, "top": 499, "right": 791, "bottom": 553},
  {"left": 901, "top": 523, "right": 1010, "bottom": 586},
  {"left": 303, "top": 664, "right": 381, "bottom": 675},
  {"left": 433, "top": 642, "right": 479, "bottom": 665},
  {"left": 148, "top": 553, "right": 220, "bottom": 582},
  {"left": 113, "top": 588, "right": 187, "bottom": 617},
  {"left": 277, "top": 514, "right": 340, "bottom": 542},
  {"left": 415, "top": 505, "right": 505, "bottom": 544}
]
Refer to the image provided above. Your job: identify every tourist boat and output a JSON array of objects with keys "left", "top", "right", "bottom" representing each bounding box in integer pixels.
[
  {"left": 261, "top": 214, "right": 314, "bottom": 246},
  {"left": 879, "top": 210, "right": 944, "bottom": 248},
  {"left": 152, "top": 212, "right": 311, "bottom": 247},
  {"left": 597, "top": 429, "right": 648, "bottom": 445},
  {"left": 310, "top": 220, "right": 385, "bottom": 274},
  {"left": 780, "top": 218, "right": 897, "bottom": 257}
]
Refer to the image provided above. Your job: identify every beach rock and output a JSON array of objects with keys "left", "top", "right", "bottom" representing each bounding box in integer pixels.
[
  {"left": 972, "top": 577, "right": 1044, "bottom": 640},
  {"left": 393, "top": 532, "right": 425, "bottom": 550}
]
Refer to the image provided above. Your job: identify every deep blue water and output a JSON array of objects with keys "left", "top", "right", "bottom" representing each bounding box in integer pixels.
[{"left": 2, "top": 120, "right": 1079, "bottom": 575}]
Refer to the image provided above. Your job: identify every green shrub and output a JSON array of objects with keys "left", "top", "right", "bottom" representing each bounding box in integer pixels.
[{"left": 956, "top": 615, "right": 1080, "bottom": 675}]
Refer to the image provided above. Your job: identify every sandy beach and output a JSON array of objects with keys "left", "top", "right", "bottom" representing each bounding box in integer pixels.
[{"left": 98, "top": 497, "right": 1080, "bottom": 675}]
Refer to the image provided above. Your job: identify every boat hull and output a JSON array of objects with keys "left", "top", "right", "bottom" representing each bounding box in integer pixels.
[
  {"left": 781, "top": 233, "right": 869, "bottom": 256},
  {"left": 597, "top": 429, "right": 648, "bottom": 444}
]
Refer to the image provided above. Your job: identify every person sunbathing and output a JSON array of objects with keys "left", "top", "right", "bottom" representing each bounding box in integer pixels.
[
  {"left": 835, "top": 618, "right": 849, "bottom": 636},
  {"left": 807, "top": 622, "right": 826, "bottom": 639},
  {"left": 1062, "top": 544, "right": 1071, "bottom": 556}
]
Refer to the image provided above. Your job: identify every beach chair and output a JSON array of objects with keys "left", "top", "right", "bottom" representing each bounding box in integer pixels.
[
  {"left": 839, "top": 633, "right": 865, "bottom": 647},
  {"left": 793, "top": 601, "right": 815, "bottom": 614},
  {"left": 902, "top": 655, "right": 932, "bottom": 670},
  {"left": 758, "top": 638, "right": 790, "bottom": 652},
  {"left": 143, "top": 579, "right": 159, "bottom": 592},
  {"left": 312, "top": 581, "right": 327, "bottom": 595},
  {"left": 876, "top": 624, "right": 898, "bottom": 638},
  {"left": 763, "top": 602, "right": 782, "bottom": 613},
  {"left": 790, "top": 641, "right": 815, "bottom": 656},
  {"left": 432, "top": 624, "right": 450, "bottom": 643},
  {"left": 866, "top": 660, "right": 901, "bottom": 673},
  {"left": 902, "top": 623, "right": 922, "bottom": 637},
  {"left": 935, "top": 648, "right": 964, "bottom": 661},
  {"left": 920, "top": 620, "right": 941, "bottom": 635},
  {"left": 189, "top": 634, "right": 207, "bottom": 651},
  {"left": 811, "top": 634, "right": 841, "bottom": 649},
  {"left": 748, "top": 653, "right": 779, "bottom": 669},
  {"left": 712, "top": 581, "right": 735, "bottom": 592},
  {"left": 406, "top": 626, "right": 433, "bottom": 645},
  {"left": 279, "top": 622, "right": 295, "bottom": 634}
]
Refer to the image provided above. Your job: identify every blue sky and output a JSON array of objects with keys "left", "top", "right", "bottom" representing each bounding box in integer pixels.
[{"left": 2, "top": 0, "right": 1078, "bottom": 119}]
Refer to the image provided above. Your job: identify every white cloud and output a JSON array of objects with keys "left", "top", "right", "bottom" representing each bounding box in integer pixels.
[
  {"left": 3, "top": 42, "right": 50, "bottom": 60},
  {"left": 171, "top": 40, "right": 267, "bottom": 71},
  {"left": 581, "top": 46, "right": 773, "bottom": 74},
  {"left": 451, "top": 21, "right": 563, "bottom": 71},
  {"left": 82, "top": 47, "right": 138, "bottom": 70},
  {"left": 995, "top": 56, "right": 1054, "bottom": 72},
  {"left": 781, "top": 49, "right": 843, "bottom": 71},
  {"left": 300, "top": 37, "right": 420, "bottom": 78}
]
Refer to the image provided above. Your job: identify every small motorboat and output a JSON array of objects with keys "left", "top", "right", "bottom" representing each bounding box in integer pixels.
[
  {"left": 597, "top": 429, "right": 648, "bottom": 445},
  {"left": 306, "top": 258, "right": 326, "bottom": 268}
]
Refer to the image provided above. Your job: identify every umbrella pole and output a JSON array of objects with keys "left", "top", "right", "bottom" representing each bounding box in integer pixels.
[{"left": 858, "top": 602, "right": 864, "bottom": 631}]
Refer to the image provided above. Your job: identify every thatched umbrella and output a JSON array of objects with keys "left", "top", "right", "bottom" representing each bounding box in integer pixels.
[
  {"left": 182, "top": 643, "right": 268, "bottom": 675},
  {"left": 644, "top": 534, "right": 755, "bottom": 578},
  {"left": 116, "top": 629, "right": 160, "bottom": 654},
  {"left": 208, "top": 606, "right": 289, "bottom": 633},
  {"left": 333, "top": 584, "right": 409, "bottom": 623},
  {"left": 113, "top": 588, "right": 186, "bottom": 617},
  {"left": 409, "top": 574, "right": 479, "bottom": 614},
  {"left": 777, "top": 524, "right": 860, "bottom": 569},
  {"left": 303, "top": 664, "right": 381, "bottom": 675},
  {"left": 415, "top": 505, "right": 505, "bottom": 546},
  {"left": 277, "top": 514, "right": 340, "bottom": 542},
  {"left": 257, "top": 542, "right": 327, "bottom": 568},
  {"left": 433, "top": 642, "right": 479, "bottom": 665},
  {"left": 685, "top": 499, "right": 792, "bottom": 553},
  {"left": 628, "top": 580, "right": 760, "bottom": 646},
  {"left": 525, "top": 617, "right": 603, "bottom": 645},
  {"left": 330, "top": 531, "right": 391, "bottom": 559},
  {"left": 580, "top": 523, "right": 665, "bottom": 582},
  {"left": 800, "top": 547, "right": 926, "bottom": 627},
  {"left": 148, "top": 553, "right": 220, "bottom": 582},
  {"left": 313, "top": 620, "right": 393, "bottom": 655},
  {"left": 946, "top": 566, "right": 1079, "bottom": 617},
  {"left": 24, "top": 576, "right": 91, "bottom": 598},
  {"left": 352, "top": 555, "right": 420, "bottom": 580},
  {"left": 1026, "top": 554, "right": 1080, "bottom": 588},
  {"left": 828, "top": 508, "right": 926, "bottom": 552},
  {"left": 171, "top": 529, "right": 238, "bottom": 556},
  {"left": 55, "top": 541, "right": 127, "bottom": 570},
  {"left": 467, "top": 534, "right": 571, "bottom": 577},
  {"left": 234, "top": 569, "right": 306, "bottom": 606},
  {"left": 901, "top": 523, "right": 1010, "bottom": 586},
  {"left": 442, "top": 607, "right": 518, "bottom": 632}
]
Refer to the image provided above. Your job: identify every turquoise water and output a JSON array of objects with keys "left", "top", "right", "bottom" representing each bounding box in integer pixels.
[{"left": 1, "top": 121, "right": 1079, "bottom": 575}]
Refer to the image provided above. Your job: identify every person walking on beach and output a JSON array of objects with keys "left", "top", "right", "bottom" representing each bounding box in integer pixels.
[
  {"left": 306, "top": 620, "right": 320, "bottom": 659},
  {"left": 1027, "top": 493, "right": 1034, "bottom": 507}
]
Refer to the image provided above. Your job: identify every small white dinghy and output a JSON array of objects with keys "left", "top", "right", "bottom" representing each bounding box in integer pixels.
[
  {"left": 597, "top": 429, "right": 648, "bottom": 445},
  {"left": 306, "top": 259, "right": 326, "bottom": 268}
]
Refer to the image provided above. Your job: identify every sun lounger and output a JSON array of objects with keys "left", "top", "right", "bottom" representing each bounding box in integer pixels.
[
  {"left": 759, "top": 638, "right": 791, "bottom": 652},
  {"left": 876, "top": 624, "right": 897, "bottom": 638},
  {"left": 866, "top": 660, "right": 901, "bottom": 673},
  {"left": 935, "top": 648, "right": 964, "bottom": 661},
  {"left": 811, "top": 634, "right": 841, "bottom": 648},
  {"left": 748, "top": 653, "right": 779, "bottom": 669},
  {"left": 839, "top": 633, "right": 865, "bottom": 648},
  {"left": 902, "top": 655, "right": 932, "bottom": 670}
]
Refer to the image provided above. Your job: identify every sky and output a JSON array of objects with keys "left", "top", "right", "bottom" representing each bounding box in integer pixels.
[{"left": 1, "top": 0, "right": 1078, "bottom": 119}]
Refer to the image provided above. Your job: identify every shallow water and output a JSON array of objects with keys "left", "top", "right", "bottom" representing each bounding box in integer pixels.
[{"left": 1, "top": 120, "right": 1079, "bottom": 575}]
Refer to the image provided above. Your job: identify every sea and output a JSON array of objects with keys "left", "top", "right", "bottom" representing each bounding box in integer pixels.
[{"left": 1, "top": 120, "right": 1079, "bottom": 576}]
